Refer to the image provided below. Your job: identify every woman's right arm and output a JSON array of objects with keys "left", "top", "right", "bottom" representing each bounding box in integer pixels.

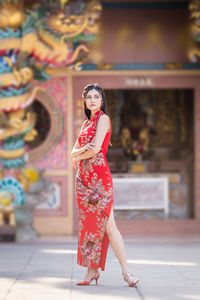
[
  {"left": 71, "top": 121, "right": 87, "bottom": 159},
  {"left": 71, "top": 138, "right": 86, "bottom": 159}
]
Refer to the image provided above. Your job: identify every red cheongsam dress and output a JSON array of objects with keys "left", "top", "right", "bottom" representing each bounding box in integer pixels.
[{"left": 75, "top": 109, "right": 114, "bottom": 271}]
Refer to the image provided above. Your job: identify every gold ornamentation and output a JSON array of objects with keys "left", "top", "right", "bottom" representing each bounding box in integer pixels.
[
  {"left": 188, "top": 0, "right": 200, "bottom": 62},
  {"left": 0, "top": 86, "right": 42, "bottom": 112},
  {"left": 0, "top": 191, "right": 15, "bottom": 226},
  {"left": 0, "top": 1, "right": 25, "bottom": 29}
]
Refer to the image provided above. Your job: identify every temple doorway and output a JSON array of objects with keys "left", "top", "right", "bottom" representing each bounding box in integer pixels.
[{"left": 105, "top": 89, "right": 194, "bottom": 220}]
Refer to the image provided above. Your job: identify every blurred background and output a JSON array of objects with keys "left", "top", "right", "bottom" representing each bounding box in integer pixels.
[{"left": 0, "top": 0, "right": 200, "bottom": 242}]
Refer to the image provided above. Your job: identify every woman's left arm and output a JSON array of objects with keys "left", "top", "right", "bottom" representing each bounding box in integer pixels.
[{"left": 74, "top": 115, "right": 110, "bottom": 162}]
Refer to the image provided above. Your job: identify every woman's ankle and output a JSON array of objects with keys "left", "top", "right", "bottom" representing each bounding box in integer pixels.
[
  {"left": 122, "top": 268, "right": 129, "bottom": 275},
  {"left": 87, "top": 268, "right": 98, "bottom": 274}
]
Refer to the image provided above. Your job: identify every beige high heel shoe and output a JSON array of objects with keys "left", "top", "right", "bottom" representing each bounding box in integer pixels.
[{"left": 122, "top": 271, "right": 139, "bottom": 287}]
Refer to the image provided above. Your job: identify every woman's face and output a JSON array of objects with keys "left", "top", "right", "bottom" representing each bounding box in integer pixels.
[{"left": 85, "top": 89, "right": 102, "bottom": 113}]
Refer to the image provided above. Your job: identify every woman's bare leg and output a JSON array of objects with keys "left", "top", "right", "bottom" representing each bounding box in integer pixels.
[
  {"left": 81, "top": 206, "right": 134, "bottom": 282},
  {"left": 105, "top": 205, "right": 129, "bottom": 274}
]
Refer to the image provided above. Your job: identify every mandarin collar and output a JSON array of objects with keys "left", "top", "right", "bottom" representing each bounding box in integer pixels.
[{"left": 90, "top": 110, "right": 102, "bottom": 121}]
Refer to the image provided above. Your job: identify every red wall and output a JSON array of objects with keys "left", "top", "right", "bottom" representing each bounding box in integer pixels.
[{"left": 89, "top": 7, "right": 191, "bottom": 64}]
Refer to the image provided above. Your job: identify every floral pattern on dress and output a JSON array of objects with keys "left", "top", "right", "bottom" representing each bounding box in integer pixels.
[
  {"left": 80, "top": 231, "right": 101, "bottom": 267},
  {"left": 75, "top": 110, "right": 113, "bottom": 271}
]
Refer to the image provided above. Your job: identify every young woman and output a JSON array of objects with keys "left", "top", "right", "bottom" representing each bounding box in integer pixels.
[{"left": 71, "top": 84, "right": 139, "bottom": 287}]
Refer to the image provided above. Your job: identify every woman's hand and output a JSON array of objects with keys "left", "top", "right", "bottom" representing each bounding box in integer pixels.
[
  {"left": 84, "top": 141, "right": 95, "bottom": 151},
  {"left": 72, "top": 139, "right": 96, "bottom": 166}
]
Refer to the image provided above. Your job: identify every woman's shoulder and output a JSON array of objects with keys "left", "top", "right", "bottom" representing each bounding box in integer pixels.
[
  {"left": 99, "top": 113, "right": 110, "bottom": 121},
  {"left": 81, "top": 119, "right": 88, "bottom": 129},
  {"left": 83, "top": 118, "right": 90, "bottom": 125},
  {"left": 98, "top": 113, "right": 111, "bottom": 132}
]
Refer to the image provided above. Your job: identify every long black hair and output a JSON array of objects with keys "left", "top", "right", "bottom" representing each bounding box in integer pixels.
[{"left": 82, "top": 84, "right": 108, "bottom": 120}]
